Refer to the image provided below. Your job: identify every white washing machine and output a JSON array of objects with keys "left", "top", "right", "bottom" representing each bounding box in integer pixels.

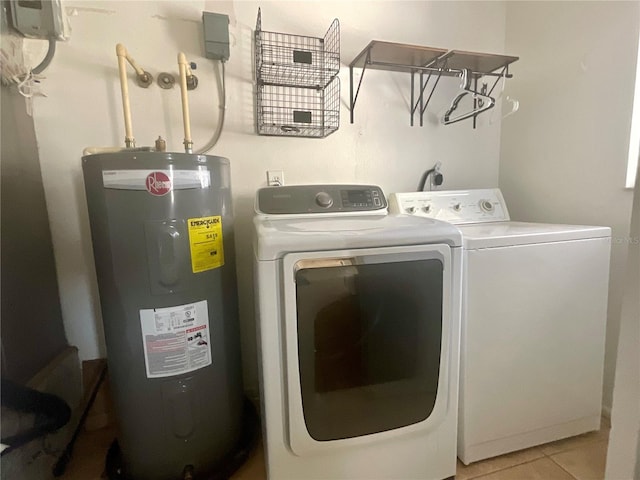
[
  {"left": 253, "top": 184, "right": 463, "bottom": 480},
  {"left": 389, "top": 188, "right": 611, "bottom": 465}
]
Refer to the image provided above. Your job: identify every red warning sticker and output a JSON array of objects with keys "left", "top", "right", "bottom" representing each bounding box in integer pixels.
[{"left": 139, "top": 300, "right": 211, "bottom": 378}]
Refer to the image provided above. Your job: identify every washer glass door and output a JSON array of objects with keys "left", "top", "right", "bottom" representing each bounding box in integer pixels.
[{"left": 290, "top": 246, "right": 446, "bottom": 442}]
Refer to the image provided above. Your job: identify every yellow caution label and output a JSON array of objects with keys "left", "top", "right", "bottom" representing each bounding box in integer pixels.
[{"left": 187, "top": 216, "right": 224, "bottom": 273}]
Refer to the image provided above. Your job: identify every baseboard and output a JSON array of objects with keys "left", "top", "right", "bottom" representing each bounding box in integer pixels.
[{"left": 459, "top": 415, "right": 602, "bottom": 465}]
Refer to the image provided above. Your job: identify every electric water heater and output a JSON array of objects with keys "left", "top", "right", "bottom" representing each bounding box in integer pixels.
[{"left": 82, "top": 152, "right": 243, "bottom": 480}]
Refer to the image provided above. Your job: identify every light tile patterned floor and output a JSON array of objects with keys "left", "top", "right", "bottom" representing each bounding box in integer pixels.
[
  {"left": 60, "top": 375, "right": 610, "bottom": 480},
  {"left": 60, "top": 420, "right": 610, "bottom": 480},
  {"left": 456, "top": 425, "right": 610, "bottom": 480}
]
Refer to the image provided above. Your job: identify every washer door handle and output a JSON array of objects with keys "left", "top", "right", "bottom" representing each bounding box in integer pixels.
[{"left": 294, "top": 258, "right": 355, "bottom": 273}]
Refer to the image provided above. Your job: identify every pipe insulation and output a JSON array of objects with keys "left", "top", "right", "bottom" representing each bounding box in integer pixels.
[
  {"left": 115, "top": 43, "right": 135, "bottom": 148},
  {"left": 124, "top": 51, "right": 145, "bottom": 77},
  {"left": 178, "top": 52, "right": 193, "bottom": 153}
]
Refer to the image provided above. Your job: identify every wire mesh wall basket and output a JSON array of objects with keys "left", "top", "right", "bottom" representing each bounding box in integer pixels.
[
  {"left": 257, "top": 77, "right": 340, "bottom": 138},
  {"left": 254, "top": 8, "right": 341, "bottom": 138}
]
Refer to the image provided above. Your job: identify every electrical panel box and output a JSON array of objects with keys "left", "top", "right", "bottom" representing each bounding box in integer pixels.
[
  {"left": 9, "top": 0, "right": 66, "bottom": 39},
  {"left": 202, "top": 12, "right": 230, "bottom": 61}
]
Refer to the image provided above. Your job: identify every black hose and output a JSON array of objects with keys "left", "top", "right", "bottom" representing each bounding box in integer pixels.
[
  {"left": 0, "top": 379, "right": 71, "bottom": 454},
  {"left": 417, "top": 168, "right": 436, "bottom": 192}
]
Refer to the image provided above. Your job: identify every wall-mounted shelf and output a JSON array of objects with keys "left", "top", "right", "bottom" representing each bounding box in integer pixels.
[
  {"left": 350, "top": 41, "right": 448, "bottom": 73},
  {"left": 349, "top": 40, "right": 519, "bottom": 127},
  {"left": 254, "top": 9, "right": 340, "bottom": 138}
]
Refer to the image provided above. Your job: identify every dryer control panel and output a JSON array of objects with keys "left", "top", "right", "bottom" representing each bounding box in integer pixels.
[
  {"left": 388, "top": 188, "right": 510, "bottom": 224},
  {"left": 256, "top": 184, "right": 387, "bottom": 216}
]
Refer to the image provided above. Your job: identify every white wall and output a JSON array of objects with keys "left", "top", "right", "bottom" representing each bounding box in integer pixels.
[
  {"left": 605, "top": 168, "right": 640, "bottom": 480},
  {"left": 28, "top": 0, "right": 508, "bottom": 393},
  {"left": 500, "top": 1, "right": 639, "bottom": 411}
]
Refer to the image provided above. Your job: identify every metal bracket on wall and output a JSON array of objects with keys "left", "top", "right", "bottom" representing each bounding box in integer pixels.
[
  {"left": 349, "top": 41, "right": 518, "bottom": 128},
  {"left": 410, "top": 63, "right": 445, "bottom": 127},
  {"left": 349, "top": 49, "right": 371, "bottom": 125}
]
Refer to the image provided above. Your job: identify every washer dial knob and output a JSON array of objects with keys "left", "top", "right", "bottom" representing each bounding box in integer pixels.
[
  {"left": 405, "top": 206, "right": 417, "bottom": 214},
  {"left": 422, "top": 204, "right": 432, "bottom": 214},
  {"left": 479, "top": 199, "right": 494, "bottom": 213},
  {"left": 315, "top": 192, "right": 333, "bottom": 208},
  {"left": 452, "top": 203, "right": 462, "bottom": 212}
]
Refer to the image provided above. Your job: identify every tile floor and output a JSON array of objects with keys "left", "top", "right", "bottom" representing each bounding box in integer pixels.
[
  {"left": 455, "top": 422, "right": 610, "bottom": 480},
  {"left": 60, "top": 374, "right": 610, "bottom": 480}
]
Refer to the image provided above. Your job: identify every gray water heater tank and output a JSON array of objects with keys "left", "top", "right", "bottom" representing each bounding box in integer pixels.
[{"left": 82, "top": 152, "right": 243, "bottom": 480}]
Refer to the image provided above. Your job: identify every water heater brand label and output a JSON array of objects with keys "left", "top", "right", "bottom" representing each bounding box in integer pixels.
[
  {"left": 102, "top": 169, "right": 211, "bottom": 191},
  {"left": 139, "top": 300, "right": 211, "bottom": 378},
  {"left": 146, "top": 171, "right": 172, "bottom": 196},
  {"left": 187, "top": 215, "right": 224, "bottom": 273}
]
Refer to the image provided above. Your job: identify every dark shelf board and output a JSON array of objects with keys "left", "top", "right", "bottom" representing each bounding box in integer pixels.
[
  {"left": 350, "top": 41, "right": 448, "bottom": 72},
  {"left": 445, "top": 50, "right": 519, "bottom": 75},
  {"left": 349, "top": 40, "right": 518, "bottom": 76}
]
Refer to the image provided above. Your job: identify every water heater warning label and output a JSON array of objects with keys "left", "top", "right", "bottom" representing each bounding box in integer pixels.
[
  {"left": 187, "top": 216, "right": 224, "bottom": 273},
  {"left": 140, "top": 300, "right": 211, "bottom": 378}
]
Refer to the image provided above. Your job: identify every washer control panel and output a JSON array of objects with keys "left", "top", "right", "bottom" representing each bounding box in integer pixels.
[
  {"left": 256, "top": 184, "right": 387, "bottom": 215},
  {"left": 388, "top": 188, "right": 509, "bottom": 224}
]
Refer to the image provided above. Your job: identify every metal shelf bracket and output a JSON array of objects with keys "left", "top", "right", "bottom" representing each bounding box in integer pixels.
[
  {"left": 349, "top": 49, "right": 371, "bottom": 124},
  {"left": 410, "top": 64, "right": 445, "bottom": 127}
]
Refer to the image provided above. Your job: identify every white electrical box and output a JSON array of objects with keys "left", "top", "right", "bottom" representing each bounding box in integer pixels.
[{"left": 10, "top": 0, "right": 66, "bottom": 39}]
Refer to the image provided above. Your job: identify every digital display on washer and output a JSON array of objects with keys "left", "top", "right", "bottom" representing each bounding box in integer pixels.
[
  {"left": 340, "top": 188, "right": 385, "bottom": 209},
  {"left": 347, "top": 190, "right": 368, "bottom": 204}
]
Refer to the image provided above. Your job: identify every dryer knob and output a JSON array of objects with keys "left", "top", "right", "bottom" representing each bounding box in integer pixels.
[
  {"left": 479, "top": 200, "right": 494, "bottom": 212},
  {"left": 315, "top": 192, "right": 333, "bottom": 208}
]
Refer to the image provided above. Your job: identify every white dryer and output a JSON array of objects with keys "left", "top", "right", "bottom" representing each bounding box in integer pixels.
[
  {"left": 253, "top": 185, "right": 463, "bottom": 480},
  {"left": 389, "top": 188, "right": 611, "bottom": 465}
]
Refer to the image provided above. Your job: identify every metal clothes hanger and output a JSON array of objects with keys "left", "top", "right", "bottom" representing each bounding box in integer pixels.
[
  {"left": 489, "top": 68, "right": 519, "bottom": 124},
  {"left": 442, "top": 68, "right": 495, "bottom": 125}
]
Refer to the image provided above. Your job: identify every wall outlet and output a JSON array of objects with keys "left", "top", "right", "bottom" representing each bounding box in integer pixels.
[{"left": 267, "top": 170, "right": 284, "bottom": 186}]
